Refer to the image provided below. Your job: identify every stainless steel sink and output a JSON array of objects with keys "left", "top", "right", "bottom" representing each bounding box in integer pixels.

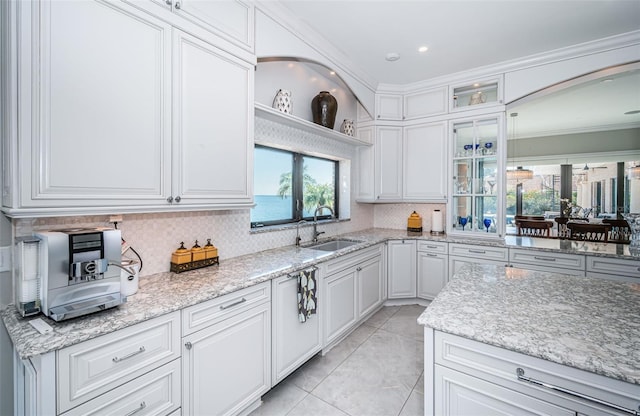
[{"left": 306, "top": 239, "right": 362, "bottom": 252}]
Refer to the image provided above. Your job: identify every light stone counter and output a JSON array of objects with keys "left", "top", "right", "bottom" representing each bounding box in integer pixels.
[
  {"left": 3, "top": 227, "right": 637, "bottom": 360},
  {"left": 418, "top": 263, "right": 640, "bottom": 385}
]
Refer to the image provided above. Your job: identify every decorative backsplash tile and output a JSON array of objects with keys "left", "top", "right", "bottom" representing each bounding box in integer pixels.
[{"left": 374, "top": 203, "right": 446, "bottom": 232}]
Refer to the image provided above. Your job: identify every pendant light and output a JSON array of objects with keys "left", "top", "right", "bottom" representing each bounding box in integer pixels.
[{"left": 506, "top": 112, "right": 533, "bottom": 180}]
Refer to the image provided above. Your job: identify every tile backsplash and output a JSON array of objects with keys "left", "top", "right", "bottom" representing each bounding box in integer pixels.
[{"left": 13, "top": 202, "right": 444, "bottom": 277}]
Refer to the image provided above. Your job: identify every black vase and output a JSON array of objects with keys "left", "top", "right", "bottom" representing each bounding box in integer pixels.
[{"left": 311, "top": 91, "right": 338, "bottom": 129}]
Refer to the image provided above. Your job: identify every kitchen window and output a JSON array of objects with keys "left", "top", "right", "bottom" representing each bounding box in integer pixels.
[{"left": 251, "top": 145, "right": 338, "bottom": 228}]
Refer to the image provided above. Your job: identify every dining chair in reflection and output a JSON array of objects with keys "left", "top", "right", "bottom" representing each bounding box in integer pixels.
[
  {"left": 515, "top": 219, "right": 554, "bottom": 237},
  {"left": 602, "top": 219, "right": 631, "bottom": 244},
  {"left": 567, "top": 222, "right": 611, "bottom": 242},
  {"left": 554, "top": 217, "right": 587, "bottom": 239}
]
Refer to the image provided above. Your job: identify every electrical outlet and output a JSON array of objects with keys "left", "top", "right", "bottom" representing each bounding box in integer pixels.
[
  {"left": 109, "top": 215, "right": 123, "bottom": 223},
  {"left": 0, "top": 246, "right": 11, "bottom": 272}
]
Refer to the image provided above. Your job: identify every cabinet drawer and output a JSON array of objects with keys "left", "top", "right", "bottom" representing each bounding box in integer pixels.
[
  {"left": 324, "top": 244, "right": 384, "bottom": 275},
  {"left": 62, "top": 359, "right": 181, "bottom": 416},
  {"left": 182, "top": 281, "right": 270, "bottom": 336},
  {"left": 417, "top": 240, "right": 448, "bottom": 254},
  {"left": 58, "top": 311, "right": 181, "bottom": 413},
  {"left": 449, "top": 243, "right": 507, "bottom": 261},
  {"left": 586, "top": 256, "right": 640, "bottom": 278},
  {"left": 434, "top": 332, "right": 640, "bottom": 415},
  {"left": 509, "top": 249, "right": 585, "bottom": 270}
]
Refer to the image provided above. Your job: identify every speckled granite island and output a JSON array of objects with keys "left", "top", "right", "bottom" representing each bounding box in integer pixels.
[{"left": 418, "top": 263, "right": 640, "bottom": 416}]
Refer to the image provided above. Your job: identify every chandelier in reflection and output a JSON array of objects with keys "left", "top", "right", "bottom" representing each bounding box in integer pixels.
[{"left": 506, "top": 113, "right": 533, "bottom": 181}]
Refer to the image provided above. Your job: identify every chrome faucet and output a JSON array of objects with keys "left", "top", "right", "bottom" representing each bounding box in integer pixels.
[
  {"left": 313, "top": 205, "right": 335, "bottom": 242},
  {"left": 295, "top": 220, "right": 307, "bottom": 246}
]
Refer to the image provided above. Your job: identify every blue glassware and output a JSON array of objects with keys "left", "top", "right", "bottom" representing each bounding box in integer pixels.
[
  {"left": 484, "top": 142, "right": 493, "bottom": 155},
  {"left": 483, "top": 218, "right": 492, "bottom": 232},
  {"left": 459, "top": 216, "right": 468, "bottom": 231},
  {"left": 463, "top": 144, "right": 472, "bottom": 156}
]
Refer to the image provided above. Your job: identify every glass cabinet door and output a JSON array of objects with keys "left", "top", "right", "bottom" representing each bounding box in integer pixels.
[
  {"left": 450, "top": 77, "right": 502, "bottom": 111},
  {"left": 451, "top": 115, "right": 503, "bottom": 236}
]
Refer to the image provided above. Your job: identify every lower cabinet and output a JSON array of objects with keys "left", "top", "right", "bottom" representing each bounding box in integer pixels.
[
  {"left": 387, "top": 239, "right": 417, "bottom": 299},
  {"left": 417, "top": 241, "right": 449, "bottom": 300},
  {"left": 448, "top": 243, "right": 508, "bottom": 280},
  {"left": 586, "top": 255, "right": 640, "bottom": 283},
  {"left": 428, "top": 330, "right": 640, "bottom": 416},
  {"left": 182, "top": 283, "right": 271, "bottom": 416},
  {"left": 272, "top": 272, "right": 322, "bottom": 385},
  {"left": 323, "top": 244, "right": 384, "bottom": 347},
  {"left": 509, "top": 248, "right": 585, "bottom": 276}
]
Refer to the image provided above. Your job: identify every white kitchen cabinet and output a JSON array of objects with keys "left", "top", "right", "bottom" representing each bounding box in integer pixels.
[
  {"left": 449, "top": 76, "right": 503, "bottom": 113},
  {"left": 323, "top": 244, "right": 385, "bottom": 348},
  {"left": 448, "top": 243, "right": 508, "bottom": 280},
  {"left": 375, "top": 126, "right": 404, "bottom": 200},
  {"left": 387, "top": 240, "right": 417, "bottom": 299},
  {"left": 148, "top": 0, "right": 254, "bottom": 52},
  {"left": 3, "top": 0, "right": 254, "bottom": 217},
  {"left": 428, "top": 330, "right": 640, "bottom": 416},
  {"left": 586, "top": 255, "right": 640, "bottom": 283},
  {"left": 375, "top": 93, "right": 403, "bottom": 120},
  {"left": 403, "top": 86, "right": 448, "bottom": 120},
  {"left": 435, "top": 365, "right": 575, "bottom": 416},
  {"left": 509, "top": 248, "right": 585, "bottom": 276},
  {"left": 272, "top": 272, "right": 322, "bottom": 385},
  {"left": 355, "top": 144, "right": 375, "bottom": 202},
  {"left": 182, "top": 296, "right": 271, "bottom": 416},
  {"left": 171, "top": 30, "right": 253, "bottom": 206},
  {"left": 417, "top": 242, "right": 448, "bottom": 300},
  {"left": 403, "top": 122, "right": 447, "bottom": 201},
  {"left": 357, "top": 254, "right": 385, "bottom": 318},
  {"left": 324, "top": 266, "right": 358, "bottom": 346},
  {"left": 449, "top": 113, "right": 505, "bottom": 237},
  {"left": 58, "top": 312, "right": 181, "bottom": 413}
]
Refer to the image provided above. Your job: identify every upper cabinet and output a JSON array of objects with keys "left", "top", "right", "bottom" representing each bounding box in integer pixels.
[
  {"left": 375, "top": 94, "right": 403, "bottom": 121},
  {"left": 403, "top": 86, "right": 448, "bottom": 120},
  {"left": 140, "top": 0, "right": 254, "bottom": 52},
  {"left": 449, "top": 76, "right": 503, "bottom": 113},
  {"left": 449, "top": 113, "right": 505, "bottom": 237},
  {"left": 2, "top": 0, "right": 254, "bottom": 217}
]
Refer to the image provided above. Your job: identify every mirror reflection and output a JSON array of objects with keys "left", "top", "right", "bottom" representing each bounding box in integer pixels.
[{"left": 505, "top": 62, "right": 640, "bottom": 238}]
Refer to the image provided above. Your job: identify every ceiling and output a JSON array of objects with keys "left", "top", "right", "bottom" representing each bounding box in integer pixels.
[
  {"left": 279, "top": 1, "right": 640, "bottom": 86},
  {"left": 277, "top": 1, "right": 640, "bottom": 139}
]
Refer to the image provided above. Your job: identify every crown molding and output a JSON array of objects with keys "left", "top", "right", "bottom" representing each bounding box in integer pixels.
[{"left": 387, "top": 30, "right": 640, "bottom": 93}]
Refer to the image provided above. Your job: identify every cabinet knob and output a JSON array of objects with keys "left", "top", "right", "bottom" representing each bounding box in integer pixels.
[
  {"left": 356, "top": 267, "right": 362, "bottom": 272},
  {"left": 175, "top": 196, "right": 181, "bottom": 203},
  {"left": 165, "top": 0, "right": 172, "bottom": 5},
  {"left": 185, "top": 341, "right": 192, "bottom": 350},
  {"left": 175, "top": 1, "right": 181, "bottom": 9},
  {"left": 167, "top": 196, "right": 173, "bottom": 203}
]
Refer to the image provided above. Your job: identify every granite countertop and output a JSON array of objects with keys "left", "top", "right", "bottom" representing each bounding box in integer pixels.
[
  {"left": 418, "top": 263, "right": 640, "bottom": 385},
  {"left": 2, "top": 227, "right": 637, "bottom": 360}
]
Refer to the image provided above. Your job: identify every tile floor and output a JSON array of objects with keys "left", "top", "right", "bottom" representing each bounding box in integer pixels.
[{"left": 250, "top": 304, "right": 427, "bottom": 416}]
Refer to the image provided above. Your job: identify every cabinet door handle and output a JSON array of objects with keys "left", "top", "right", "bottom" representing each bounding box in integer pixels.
[
  {"left": 165, "top": 0, "right": 172, "bottom": 5},
  {"left": 219, "top": 297, "right": 246, "bottom": 310},
  {"left": 174, "top": 1, "right": 181, "bottom": 9},
  {"left": 426, "top": 253, "right": 437, "bottom": 257},
  {"left": 112, "top": 346, "right": 145, "bottom": 363},
  {"left": 468, "top": 249, "right": 485, "bottom": 254},
  {"left": 124, "top": 402, "right": 146, "bottom": 416},
  {"left": 356, "top": 267, "right": 362, "bottom": 272},
  {"left": 533, "top": 256, "right": 556, "bottom": 262},
  {"left": 174, "top": 196, "right": 181, "bottom": 203},
  {"left": 185, "top": 341, "right": 192, "bottom": 350},
  {"left": 516, "top": 368, "right": 638, "bottom": 415},
  {"left": 167, "top": 196, "right": 173, "bottom": 203}
]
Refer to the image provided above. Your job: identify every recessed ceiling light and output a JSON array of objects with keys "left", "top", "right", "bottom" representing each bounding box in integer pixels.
[
  {"left": 385, "top": 52, "right": 400, "bottom": 62},
  {"left": 418, "top": 46, "right": 428, "bottom": 53},
  {"left": 624, "top": 110, "right": 640, "bottom": 115},
  {"left": 601, "top": 78, "right": 613, "bottom": 83},
  {"left": 473, "top": 83, "right": 480, "bottom": 87},
  {"left": 329, "top": 71, "right": 336, "bottom": 76}
]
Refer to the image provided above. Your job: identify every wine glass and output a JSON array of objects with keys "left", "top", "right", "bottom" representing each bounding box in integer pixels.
[
  {"left": 483, "top": 218, "right": 492, "bottom": 232},
  {"left": 459, "top": 216, "right": 468, "bottom": 231},
  {"left": 484, "top": 142, "right": 493, "bottom": 155},
  {"left": 463, "top": 144, "right": 473, "bottom": 156}
]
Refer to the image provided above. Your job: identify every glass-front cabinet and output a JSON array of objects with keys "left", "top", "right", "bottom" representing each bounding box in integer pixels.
[
  {"left": 449, "top": 114, "right": 505, "bottom": 237},
  {"left": 449, "top": 77, "right": 503, "bottom": 112}
]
